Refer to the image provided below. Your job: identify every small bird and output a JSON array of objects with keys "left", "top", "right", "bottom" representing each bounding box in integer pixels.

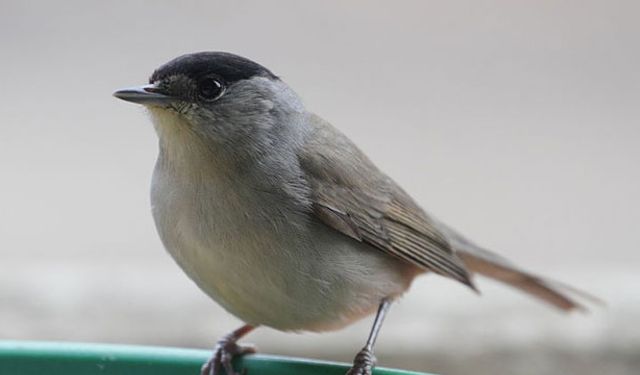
[{"left": 114, "top": 52, "right": 589, "bottom": 375}]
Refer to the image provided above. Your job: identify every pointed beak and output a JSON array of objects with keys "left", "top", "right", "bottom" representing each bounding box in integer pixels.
[{"left": 113, "top": 84, "right": 174, "bottom": 106}]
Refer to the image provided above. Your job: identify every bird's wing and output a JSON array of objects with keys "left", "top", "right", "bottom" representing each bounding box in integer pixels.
[{"left": 299, "top": 114, "right": 474, "bottom": 288}]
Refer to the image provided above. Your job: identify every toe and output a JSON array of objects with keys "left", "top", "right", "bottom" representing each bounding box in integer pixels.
[
  {"left": 345, "top": 366, "right": 371, "bottom": 375},
  {"left": 200, "top": 358, "right": 215, "bottom": 375},
  {"left": 235, "top": 343, "right": 257, "bottom": 355},
  {"left": 346, "top": 347, "right": 376, "bottom": 375}
]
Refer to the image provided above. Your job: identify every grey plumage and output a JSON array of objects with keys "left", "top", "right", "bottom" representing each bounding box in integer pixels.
[
  {"left": 300, "top": 114, "right": 474, "bottom": 288},
  {"left": 114, "top": 51, "right": 592, "bottom": 375},
  {"left": 300, "top": 113, "right": 585, "bottom": 311}
]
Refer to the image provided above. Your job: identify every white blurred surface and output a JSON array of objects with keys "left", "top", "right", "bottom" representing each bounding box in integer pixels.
[{"left": 1, "top": 1, "right": 639, "bottom": 374}]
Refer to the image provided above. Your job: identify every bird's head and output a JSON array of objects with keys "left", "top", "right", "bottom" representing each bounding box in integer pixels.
[{"left": 114, "top": 52, "right": 305, "bottom": 153}]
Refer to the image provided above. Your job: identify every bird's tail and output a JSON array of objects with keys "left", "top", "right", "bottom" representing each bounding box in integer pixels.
[{"left": 436, "top": 222, "right": 600, "bottom": 312}]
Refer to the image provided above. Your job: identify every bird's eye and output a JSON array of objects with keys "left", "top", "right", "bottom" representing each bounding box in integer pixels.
[{"left": 197, "top": 77, "right": 224, "bottom": 100}]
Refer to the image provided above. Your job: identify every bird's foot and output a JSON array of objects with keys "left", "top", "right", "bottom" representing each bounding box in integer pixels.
[
  {"left": 200, "top": 337, "right": 257, "bottom": 375},
  {"left": 345, "top": 347, "right": 376, "bottom": 375}
]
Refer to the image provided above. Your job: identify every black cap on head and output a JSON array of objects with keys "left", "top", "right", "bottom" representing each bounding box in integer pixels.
[{"left": 149, "top": 52, "right": 278, "bottom": 85}]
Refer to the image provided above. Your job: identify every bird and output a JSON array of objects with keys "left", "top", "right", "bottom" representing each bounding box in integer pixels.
[{"left": 113, "top": 51, "right": 591, "bottom": 375}]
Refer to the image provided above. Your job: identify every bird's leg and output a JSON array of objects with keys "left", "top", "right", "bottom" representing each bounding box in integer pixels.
[
  {"left": 346, "top": 298, "right": 393, "bottom": 375},
  {"left": 201, "top": 324, "right": 257, "bottom": 375}
]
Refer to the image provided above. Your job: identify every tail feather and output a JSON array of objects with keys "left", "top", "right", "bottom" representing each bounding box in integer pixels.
[
  {"left": 458, "top": 249, "right": 584, "bottom": 311},
  {"left": 436, "top": 221, "right": 598, "bottom": 312}
]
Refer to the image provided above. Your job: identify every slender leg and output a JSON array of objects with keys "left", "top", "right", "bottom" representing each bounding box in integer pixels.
[
  {"left": 201, "top": 324, "right": 257, "bottom": 375},
  {"left": 346, "top": 298, "right": 393, "bottom": 375}
]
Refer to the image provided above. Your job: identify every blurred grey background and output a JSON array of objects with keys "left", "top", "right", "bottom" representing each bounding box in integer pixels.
[{"left": 1, "top": 1, "right": 638, "bottom": 374}]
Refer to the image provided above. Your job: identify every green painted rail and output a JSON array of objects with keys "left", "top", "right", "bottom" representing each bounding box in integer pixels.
[{"left": 0, "top": 341, "right": 430, "bottom": 375}]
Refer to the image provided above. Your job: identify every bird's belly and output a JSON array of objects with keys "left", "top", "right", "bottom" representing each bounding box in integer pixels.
[{"left": 151, "top": 173, "right": 416, "bottom": 332}]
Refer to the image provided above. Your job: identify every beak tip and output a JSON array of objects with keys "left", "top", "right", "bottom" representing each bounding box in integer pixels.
[{"left": 113, "top": 85, "right": 172, "bottom": 105}]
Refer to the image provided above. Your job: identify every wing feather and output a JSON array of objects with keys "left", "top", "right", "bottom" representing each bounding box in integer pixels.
[
  {"left": 300, "top": 115, "right": 474, "bottom": 288},
  {"left": 297, "top": 114, "right": 594, "bottom": 310}
]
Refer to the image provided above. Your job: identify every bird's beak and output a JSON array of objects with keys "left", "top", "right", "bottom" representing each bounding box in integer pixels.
[{"left": 113, "top": 84, "right": 174, "bottom": 106}]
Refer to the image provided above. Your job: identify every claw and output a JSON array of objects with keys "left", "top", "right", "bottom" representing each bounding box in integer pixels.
[
  {"left": 200, "top": 340, "right": 256, "bottom": 375},
  {"left": 345, "top": 347, "right": 376, "bottom": 375}
]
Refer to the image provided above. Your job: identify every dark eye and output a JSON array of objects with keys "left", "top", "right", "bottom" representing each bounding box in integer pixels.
[{"left": 197, "top": 77, "right": 224, "bottom": 100}]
